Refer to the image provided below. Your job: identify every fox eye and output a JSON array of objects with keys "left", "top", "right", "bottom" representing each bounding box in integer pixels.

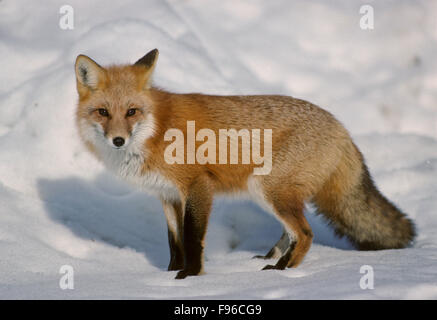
[
  {"left": 98, "top": 108, "right": 109, "bottom": 117},
  {"left": 126, "top": 108, "right": 137, "bottom": 117}
]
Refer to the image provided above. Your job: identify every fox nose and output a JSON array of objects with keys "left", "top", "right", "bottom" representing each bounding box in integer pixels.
[{"left": 112, "top": 137, "right": 125, "bottom": 147}]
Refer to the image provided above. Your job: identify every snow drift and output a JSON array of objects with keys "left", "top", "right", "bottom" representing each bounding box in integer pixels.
[{"left": 0, "top": 0, "right": 437, "bottom": 299}]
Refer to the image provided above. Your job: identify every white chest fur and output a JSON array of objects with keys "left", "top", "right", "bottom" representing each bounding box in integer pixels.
[
  {"left": 100, "top": 145, "right": 180, "bottom": 201},
  {"left": 80, "top": 117, "right": 180, "bottom": 202}
]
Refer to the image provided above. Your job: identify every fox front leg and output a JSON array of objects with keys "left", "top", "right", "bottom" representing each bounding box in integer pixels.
[
  {"left": 161, "top": 199, "right": 184, "bottom": 271},
  {"left": 175, "top": 177, "right": 213, "bottom": 279}
]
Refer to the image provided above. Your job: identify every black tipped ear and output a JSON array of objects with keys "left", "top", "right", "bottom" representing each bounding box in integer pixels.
[
  {"left": 134, "top": 49, "right": 159, "bottom": 89},
  {"left": 134, "top": 49, "right": 159, "bottom": 68},
  {"left": 75, "top": 54, "right": 106, "bottom": 91}
]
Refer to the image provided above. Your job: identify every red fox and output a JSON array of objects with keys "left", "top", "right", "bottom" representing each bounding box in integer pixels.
[{"left": 75, "top": 49, "right": 415, "bottom": 279}]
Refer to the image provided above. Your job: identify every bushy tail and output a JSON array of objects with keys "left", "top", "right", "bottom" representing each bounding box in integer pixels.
[{"left": 313, "top": 144, "right": 415, "bottom": 250}]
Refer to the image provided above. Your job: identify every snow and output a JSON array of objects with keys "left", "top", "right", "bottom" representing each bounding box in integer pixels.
[{"left": 1, "top": 0, "right": 437, "bottom": 299}]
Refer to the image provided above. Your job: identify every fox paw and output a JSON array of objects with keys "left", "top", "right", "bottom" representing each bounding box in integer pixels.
[
  {"left": 252, "top": 254, "right": 270, "bottom": 260},
  {"left": 262, "top": 264, "right": 286, "bottom": 270},
  {"left": 167, "top": 261, "right": 184, "bottom": 271},
  {"left": 262, "top": 264, "right": 277, "bottom": 270},
  {"left": 175, "top": 268, "right": 202, "bottom": 279}
]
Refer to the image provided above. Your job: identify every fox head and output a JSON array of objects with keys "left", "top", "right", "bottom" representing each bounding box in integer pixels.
[{"left": 75, "top": 49, "right": 158, "bottom": 153}]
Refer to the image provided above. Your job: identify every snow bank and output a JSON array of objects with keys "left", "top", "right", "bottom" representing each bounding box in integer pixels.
[{"left": 0, "top": 0, "right": 436, "bottom": 299}]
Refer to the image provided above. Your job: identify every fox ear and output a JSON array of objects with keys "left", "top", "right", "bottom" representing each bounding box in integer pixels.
[
  {"left": 134, "top": 49, "right": 159, "bottom": 89},
  {"left": 75, "top": 55, "right": 106, "bottom": 94},
  {"left": 135, "top": 48, "right": 159, "bottom": 69}
]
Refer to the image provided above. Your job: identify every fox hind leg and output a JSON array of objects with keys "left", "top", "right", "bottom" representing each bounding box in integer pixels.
[
  {"left": 253, "top": 229, "right": 291, "bottom": 260},
  {"left": 262, "top": 193, "right": 313, "bottom": 270}
]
